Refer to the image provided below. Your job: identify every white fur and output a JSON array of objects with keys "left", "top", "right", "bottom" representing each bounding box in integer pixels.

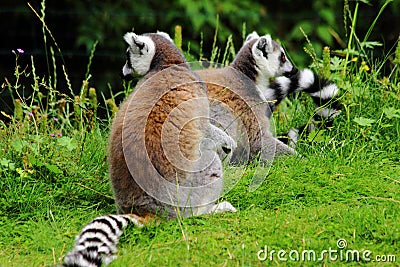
[
  {"left": 298, "top": 69, "right": 315, "bottom": 89},
  {"left": 210, "top": 201, "right": 237, "bottom": 213},
  {"left": 287, "top": 128, "right": 299, "bottom": 148},
  {"left": 62, "top": 215, "right": 142, "bottom": 267},
  {"left": 192, "top": 201, "right": 237, "bottom": 216},
  {"left": 256, "top": 76, "right": 275, "bottom": 101},
  {"left": 257, "top": 84, "right": 275, "bottom": 101},
  {"left": 309, "top": 83, "right": 338, "bottom": 100},
  {"left": 252, "top": 35, "right": 274, "bottom": 62},
  {"left": 157, "top": 31, "right": 173, "bottom": 42},
  {"left": 278, "top": 47, "right": 294, "bottom": 74},
  {"left": 208, "top": 124, "right": 236, "bottom": 152},
  {"left": 252, "top": 35, "right": 295, "bottom": 98},
  {"left": 63, "top": 255, "right": 99, "bottom": 267},
  {"left": 77, "top": 228, "right": 116, "bottom": 249},
  {"left": 245, "top": 31, "right": 259, "bottom": 42},
  {"left": 274, "top": 76, "right": 291, "bottom": 96},
  {"left": 123, "top": 32, "right": 156, "bottom": 76},
  {"left": 122, "top": 63, "right": 132, "bottom": 77},
  {"left": 316, "top": 107, "right": 341, "bottom": 119}
]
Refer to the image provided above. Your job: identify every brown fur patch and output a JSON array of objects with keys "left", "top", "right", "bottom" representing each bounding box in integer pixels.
[
  {"left": 197, "top": 67, "right": 270, "bottom": 160},
  {"left": 109, "top": 65, "right": 208, "bottom": 215}
]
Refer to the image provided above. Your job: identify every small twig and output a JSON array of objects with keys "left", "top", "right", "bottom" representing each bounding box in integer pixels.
[
  {"left": 52, "top": 247, "right": 56, "bottom": 265},
  {"left": 59, "top": 243, "right": 66, "bottom": 263}
]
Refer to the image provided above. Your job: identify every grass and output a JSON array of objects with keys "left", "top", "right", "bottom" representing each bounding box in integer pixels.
[
  {"left": 1, "top": 146, "right": 399, "bottom": 266},
  {"left": 1, "top": 1, "right": 400, "bottom": 266},
  {"left": 114, "top": 151, "right": 400, "bottom": 266}
]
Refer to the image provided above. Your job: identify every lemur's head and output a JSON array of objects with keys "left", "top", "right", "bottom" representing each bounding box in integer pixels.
[
  {"left": 251, "top": 34, "right": 297, "bottom": 78},
  {"left": 121, "top": 32, "right": 181, "bottom": 80}
]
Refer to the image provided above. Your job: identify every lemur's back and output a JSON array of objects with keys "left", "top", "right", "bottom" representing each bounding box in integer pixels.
[
  {"left": 109, "top": 33, "right": 235, "bottom": 217},
  {"left": 196, "top": 67, "right": 276, "bottom": 162}
]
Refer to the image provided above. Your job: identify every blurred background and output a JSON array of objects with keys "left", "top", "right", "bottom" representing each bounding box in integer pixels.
[{"left": 1, "top": 0, "right": 399, "bottom": 119}]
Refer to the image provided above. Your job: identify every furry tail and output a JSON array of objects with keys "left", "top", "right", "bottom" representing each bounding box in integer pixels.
[
  {"left": 269, "top": 68, "right": 342, "bottom": 146},
  {"left": 269, "top": 68, "right": 341, "bottom": 118},
  {"left": 59, "top": 214, "right": 142, "bottom": 267}
]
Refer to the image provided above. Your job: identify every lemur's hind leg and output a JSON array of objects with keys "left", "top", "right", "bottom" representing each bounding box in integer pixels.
[
  {"left": 192, "top": 201, "right": 237, "bottom": 217},
  {"left": 210, "top": 201, "right": 237, "bottom": 213}
]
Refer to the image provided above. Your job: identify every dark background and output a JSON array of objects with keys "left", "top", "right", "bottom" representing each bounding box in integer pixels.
[{"left": 1, "top": 0, "right": 399, "bottom": 119}]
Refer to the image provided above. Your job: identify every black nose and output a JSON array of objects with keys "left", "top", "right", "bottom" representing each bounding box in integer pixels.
[
  {"left": 284, "top": 66, "right": 298, "bottom": 78},
  {"left": 120, "top": 71, "right": 134, "bottom": 81},
  {"left": 222, "top": 146, "right": 232, "bottom": 154}
]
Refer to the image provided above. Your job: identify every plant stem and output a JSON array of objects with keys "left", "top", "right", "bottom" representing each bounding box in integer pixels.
[{"left": 344, "top": 1, "right": 359, "bottom": 75}]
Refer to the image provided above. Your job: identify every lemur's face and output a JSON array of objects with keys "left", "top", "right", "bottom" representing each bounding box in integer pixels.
[
  {"left": 252, "top": 34, "right": 298, "bottom": 78},
  {"left": 121, "top": 33, "right": 156, "bottom": 80}
]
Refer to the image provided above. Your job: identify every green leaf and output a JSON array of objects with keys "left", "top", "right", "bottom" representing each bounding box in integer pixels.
[
  {"left": 33, "top": 135, "right": 43, "bottom": 144},
  {"left": 0, "top": 158, "right": 11, "bottom": 166},
  {"left": 383, "top": 107, "right": 400, "bottom": 119},
  {"left": 359, "top": 0, "right": 371, "bottom": 4},
  {"left": 45, "top": 163, "right": 63, "bottom": 174},
  {"left": 16, "top": 168, "right": 29, "bottom": 178},
  {"left": 361, "top": 41, "right": 383, "bottom": 49},
  {"left": 11, "top": 139, "right": 28, "bottom": 153},
  {"left": 28, "top": 156, "right": 43, "bottom": 167},
  {"left": 57, "top": 137, "right": 78, "bottom": 151},
  {"left": 0, "top": 158, "right": 15, "bottom": 170},
  {"left": 330, "top": 57, "right": 346, "bottom": 71},
  {"left": 353, "top": 117, "right": 376, "bottom": 127},
  {"left": 307, "top": 129, "right": 329, "bottom": 143}
]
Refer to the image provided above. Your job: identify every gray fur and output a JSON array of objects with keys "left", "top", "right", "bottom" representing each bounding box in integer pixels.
[
  {"left": 196, "top": 34, "right": 297, "bottom": 163},
  {"left": 111, "top": 32, "right": 237, "bottom": 217}
]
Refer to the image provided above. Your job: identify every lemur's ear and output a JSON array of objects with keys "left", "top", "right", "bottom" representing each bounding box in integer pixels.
[
  {"left": 257, "top": 34, "right": 274, "bottom": 54},
  {"left": 123, "top": 32, "right": 145, "bottom": 51},
  {"left": 245, "top": 31, "right": 259, "bottom": 42},
  {"left": 123, "top": 32, "right": 136, "bottom": 46},
  {"left": 156, "top": 31, "right": 173, "bottom": 42}
]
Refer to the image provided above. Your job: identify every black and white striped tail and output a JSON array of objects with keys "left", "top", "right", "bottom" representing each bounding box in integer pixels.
[
  {"left": 269, "top": 68, "right": 342, "bottom": 146},
  {"left": 59, "top": 215, "right": 142, "bottom": 267}
]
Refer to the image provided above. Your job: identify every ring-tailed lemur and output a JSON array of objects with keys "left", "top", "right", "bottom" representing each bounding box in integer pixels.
[
  {"left": 196, "top": 33, "right": 298, "bottom": 162},
  {"left": 240, "top": 32, "right": 341, "bottom": 116},
  {"left": 244, "top": 32, "right": 341, "bottom": 145},
  {"left": 114, "top": 31, "right": 236, "bottom": 216},
  {"left": 58, "top": 32, "right": 237, "bottom": 267},
  {"left": 196, "top": 32, "right": 340, "bottom": 159}
]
